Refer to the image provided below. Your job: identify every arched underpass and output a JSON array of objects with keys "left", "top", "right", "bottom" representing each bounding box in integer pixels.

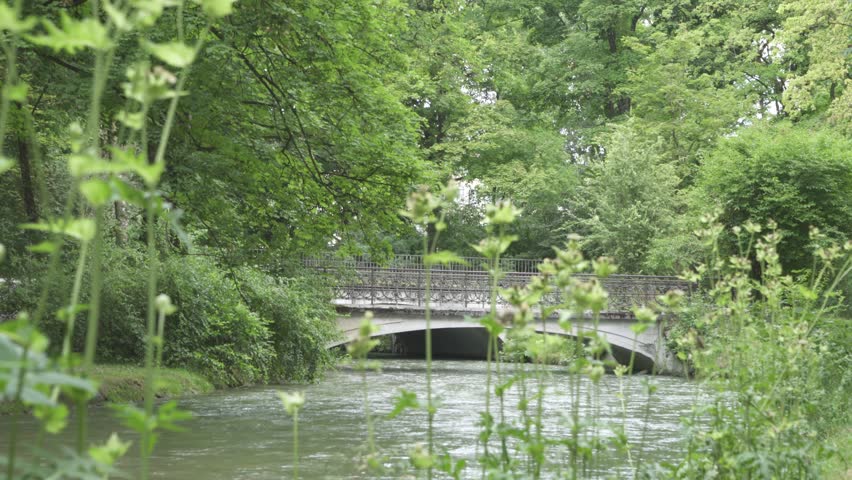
[
  {"left": 351, "top": 327, "right": 657, "bottom": 372},
  {"left": 330, "top": 310, "right": 672, "bottom": 373}
]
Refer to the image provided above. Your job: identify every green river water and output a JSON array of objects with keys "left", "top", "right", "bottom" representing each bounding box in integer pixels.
[{"left": 3, "top": 359, "right": 702, "bottom": 479}]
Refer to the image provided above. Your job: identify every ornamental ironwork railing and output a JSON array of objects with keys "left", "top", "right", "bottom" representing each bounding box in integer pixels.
[{"left": 304, "top": 255, "right": 693, "bottom": 317}]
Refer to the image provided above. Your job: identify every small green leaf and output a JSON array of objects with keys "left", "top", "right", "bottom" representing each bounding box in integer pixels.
[
  {"left": 80, "top": 179, "right": 112, "bottom": 206},
  {"left": 110, "top": 177, "right": 146, "bottom": 207},
  {"left": 89, "top": 433, "right": 132, "bottom": 467},
  {"left": 34, "top": 403, "right": 69, "bottom": 434},
  {"left": 0, "top": 155, "right": 14, "bottom": 174},
  {"left": 103, "top": 0, "right": 131, "bottom": 31},
  {"left": 27, "top": 240, "right": 59, "bottom": 253},
  {"left": 193, "top": 0, "right": 237, "bottom": 18},
  {"left": 68, "top": 152, "right": 127, "bottom": 177},
  {"left": 4, "top": 82, "right": 28, "bottom": 102},
  {"left": 27, "top": 13, "right": 113, "bottom": 54},
  {"left": 115, "top": 110, "right": 145, "bottom": 130},
  {"left": 797, "top": 285, "right": 818, "bottom": 301},
  {"left": 21, "top": 218, "right": 96, "bottom": 242},
  {"left": 388, "top": 389, "right": 419, "bottom": 419},
  {"left": 144, "top": 40, "right": 196, "bottom": 68},
  {"left": 0, "top": 4, "right": 37, "bottom": 33},
  {"left": 424, "top": 251, "right": 469, "bottom": 266},
  {"left": 111, "top": 146, "right": 163, "bottom": 186}
]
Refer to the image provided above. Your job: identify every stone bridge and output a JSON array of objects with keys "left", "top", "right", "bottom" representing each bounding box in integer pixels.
[{"left": 306, "top": 255, "right": 692, "bottom": 373}]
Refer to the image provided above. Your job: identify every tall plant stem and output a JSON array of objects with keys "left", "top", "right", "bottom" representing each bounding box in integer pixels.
[
  {"left": 77, "top": 207, "right": 105, "bottom": 452},
  {"left": 60, "top": 242, "right": 89, "bottom": 363},
  {"left": 141, "top": 192, "right": 157, "bottom": 480},
  {"left": 422, "top": 234, "right": 434, "bottom": 479},
  {"left": 6, "top": 339, "right": 30, "bottom": 480},
  {"left": 362, "top": 368, "right": 375, "bottom": 454},
  {"left": 293, "top": 410, "right": 300, "bottom": 480}
]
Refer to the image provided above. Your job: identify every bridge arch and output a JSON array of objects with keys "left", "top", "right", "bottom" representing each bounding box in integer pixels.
[{"left": 330, "top": 310, "right": 664, "bottom": 372}]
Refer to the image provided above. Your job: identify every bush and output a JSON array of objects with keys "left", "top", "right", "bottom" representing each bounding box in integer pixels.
[
  {"left": 159, "top": 256, "right": 274, "bottom": 387},
  {"left": 697, "top": 124, "right": 852, "bottom": 272},
  {"left": 235, "top": 269, "right": 339, "bottom": 382}
]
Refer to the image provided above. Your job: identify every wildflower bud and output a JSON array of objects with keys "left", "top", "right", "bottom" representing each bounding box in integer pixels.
[
  {"left": 277, "top": 391, "right": 305, "bottom": 416},
  {"left": 485, "top": 200, "right": 522, "bottom": 225},
  {"left": 155, "top": 293, "right": 177, "bottom": 315},
  {"left": 743, "top": 220, "right": 761, "bottom": 234},
  {"left": 632, "top": 306, "right": 657, "bottom": 323},
  {"left": 593, "top": 256, "right": 617, "bottom": 278},
  {"left": 442, "top": 180, "right": 459, "bottom": 203}
]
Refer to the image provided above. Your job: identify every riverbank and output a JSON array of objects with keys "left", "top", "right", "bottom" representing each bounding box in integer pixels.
[{"left": 0, "top": 364, "right": 214, "bottom": 415}]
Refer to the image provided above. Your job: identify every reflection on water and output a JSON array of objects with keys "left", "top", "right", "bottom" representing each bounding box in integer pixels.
[{"left": 1, "top": 359, "right": 703, "bottom": 479}]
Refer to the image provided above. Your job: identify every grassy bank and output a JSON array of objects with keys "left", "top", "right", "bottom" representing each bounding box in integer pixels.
[
  {"left": 0, "top": 364, "right": 214, "bottom": 415},
  {"left": 90, "top": 364, "right": 214, "bottom": 403}
]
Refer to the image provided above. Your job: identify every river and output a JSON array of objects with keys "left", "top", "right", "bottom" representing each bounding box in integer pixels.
[{"left": 3, "top": 359, "right": 702, "bottom": 478}]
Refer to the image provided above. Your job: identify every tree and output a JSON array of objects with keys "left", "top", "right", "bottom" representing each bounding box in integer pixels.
[
  {"left": 563, "top": 124, "right": 680, "bottom": 273},
  {"left": 697, "top": 124, "right": 852, "bottom": 271}
]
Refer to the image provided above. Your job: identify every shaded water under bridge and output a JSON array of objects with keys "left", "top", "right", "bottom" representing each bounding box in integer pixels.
[{"left": 306, "top": 255, "right": 694, "bottom": 373}]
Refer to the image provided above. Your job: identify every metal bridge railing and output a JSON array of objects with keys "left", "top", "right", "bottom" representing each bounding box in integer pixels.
[{"left": 304, "top": 255, "right": 693, "bottom": 316}]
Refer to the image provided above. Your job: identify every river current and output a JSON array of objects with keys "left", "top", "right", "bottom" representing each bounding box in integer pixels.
[{"left": 3, "top": 359, "right": 703, "bottom": 478}]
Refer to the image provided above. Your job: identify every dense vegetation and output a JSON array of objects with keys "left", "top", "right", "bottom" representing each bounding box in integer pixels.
[{"left": 0, "top": 0, "right": 849, "bottom": 478}]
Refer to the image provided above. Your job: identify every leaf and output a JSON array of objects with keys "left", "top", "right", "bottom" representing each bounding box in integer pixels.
[
  {"left": 115, "top": 110, "right": 145, "bottom": 130},
  {"left": 144, "top": 41, "right": 196, "bottom": 68},
  {"left": 27, "top": 13, "right": 113, "bottom": 54},
  {"left": 68, "top": 152, "right": 127, "bottom": 178},
  {"left": 276, "top": 391, "right": 305, "bottom": 416},
  {"left": 4, "top": 82, "right": 28, "bottom": 102},
  {"left": 388, "top": 389, "right": 419, "bottom": 419},
  {"left": 80, "top": 179, "right": 112, "bottom": 206},
  {"left": 155, "top": 401, "right": 192, "bottom": 431},
  {"left": 27, "top": 240, "right": 59, "bottom": 253},
  {"left": 103, "top": 0, "right": 131, "bottom": 32},
  {"left": 424, "top": 251, "right": 469, "bottom": 266},
  {"left": 0, "top": 4, "right": 37, "bottom": 33},
  {"left": 28, "top": 371, "right": 97, "bottom": 394},
  {"left": 193, "top": 0, "right": 237, "bottom": 18},
  {"left": 89, "top": 433, "right": 131, "bottom": 467},
  {"left": 21, "top": 218, "right": 96, "bottom": 242},
  {"left": 34, "top": 403, "right": 69, "bottom": 434},
  {"left": 110, "top": 177, "right": 146, "bottom": 207},
  {"left": 0, "top": 155, "right": 14, "bottom": 174}
]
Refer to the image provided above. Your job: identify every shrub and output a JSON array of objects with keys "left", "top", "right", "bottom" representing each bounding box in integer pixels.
[
  {"left": 159, "top": 256, "right": 274, "bottom": 387},
  {"left": 235, "top": 269, "right": 339, "bottom": 382},
  {"left": 697, "top": 124, "right": 852, "bottom": 272}
]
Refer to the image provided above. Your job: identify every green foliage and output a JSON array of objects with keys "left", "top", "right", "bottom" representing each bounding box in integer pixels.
[
  {"left": 659, "top": 219, "right": 852, "bottom": 478},
  {"left": 565, "top": 125, "right": 681, "bottom": 273},
  {"left": 235, "top": 270, "right": 339, "bottom": 383},
  {"left": 697, "top": 124, "right": 852, "bottom": 271},
  {"left": 159, "top": 256, "right": 273, "bottom": 387}
]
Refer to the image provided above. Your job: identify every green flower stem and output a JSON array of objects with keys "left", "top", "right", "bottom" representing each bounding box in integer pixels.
[
  {"left": 362, "top": 368, "right": 375, "bottom": 455},
  {"left": 78, "top": 207, "right": 105, "bottom": 453},
  {"left": 6, "top": 341, "right": 30, "bottom": 480},
  {"left": 61, "top": 241, "right": 89, "bottom": 363},
  {"left": 423, "top": 233, "right": 433, "bottom": 477},
  {"left": 292, "top": 410, "right": 300, "bottom": 480}
]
